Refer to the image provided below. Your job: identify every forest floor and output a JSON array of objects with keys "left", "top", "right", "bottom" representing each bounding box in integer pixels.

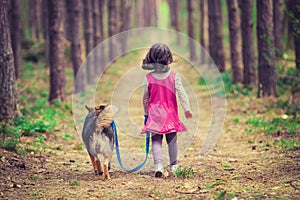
[{"left": 0, "top": 53, "right": 300, "bottom": 200}]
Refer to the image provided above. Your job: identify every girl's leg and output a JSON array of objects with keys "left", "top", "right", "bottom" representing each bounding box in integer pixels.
[
  {"left": 166, "top": 132, "right": 178, "bottom": 166},
  {"left": 151, "top": 133, "right": 163, "bottom": 164}
]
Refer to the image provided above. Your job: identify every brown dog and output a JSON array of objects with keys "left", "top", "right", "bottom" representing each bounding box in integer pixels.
[{"left": 82, "top": 105, "right": 115, "bottom": 180}]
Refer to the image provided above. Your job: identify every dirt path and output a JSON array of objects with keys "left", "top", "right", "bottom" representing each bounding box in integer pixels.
[{"left": 1, "top": 57, "right": 300, "bottom": 199}]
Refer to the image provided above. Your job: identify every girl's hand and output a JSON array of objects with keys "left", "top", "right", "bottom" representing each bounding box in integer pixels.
[{"left": 184, "top": 111, "right": 193, "bottom": 119}]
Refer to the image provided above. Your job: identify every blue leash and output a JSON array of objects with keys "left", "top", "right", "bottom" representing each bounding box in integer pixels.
[{"left": 111, "top": 116, "right": 150, "bottom": 173}]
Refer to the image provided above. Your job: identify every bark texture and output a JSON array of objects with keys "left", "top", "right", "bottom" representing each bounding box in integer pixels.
[
  {"left": 84, "top": 0, "right": 94, "bottom": 83},
  {"left": 257, "top": 0, "right": 277, "bottom": 97},
  {"left": 239, "top": 0, "right": 256, "bottom": 87},
  {"left": 288, "top": 0, "right": 300, "bottom": 71},
  {"left": 273, "top": 0, "right": 285, "bottom": 57},
  {"left": 48, "top": 0, "right": 66, "bottom": 103},
  {"left": 9, "top": 0, "right": 22, "bottom": 79},
  {"left": 200, "top": 0, "right": 209, "bottom": 64},
  {"left": 66, "top": 0, "right": 84, "bottom": 93},
  {"left": 187, "top": 0, "right": 196, "bottom": 61},
  {"left": 227, "top": 0, "right": 243, "bottom": 83},
  {"left": 108, "top": 0, "right": 118, "bottom": 60},
  {"left": 0, "top": 0, "right": 20, "bottom": 120},
  {"left": 208, "top": 0, "right": 225, "bottom": 72}
]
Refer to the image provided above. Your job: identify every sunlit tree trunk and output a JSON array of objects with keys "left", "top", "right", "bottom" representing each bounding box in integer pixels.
[
  {"left": 239, "top": 0, "right": 256, "bottom": 87},
  {"left": 208, "top": 0, "right": 225, "bottom": 72},
  {"left": 273, "top": 0, "right": 285, "bottom": 57},
  {"left": 0, "top": 0, "right": 21, "bottom": 120},
  {"left": 48, "top": 0, "right": 66, "bottom": 103},
  {"left": 226, "top": 0, "right": 243, "bottom": 84},
  {"left": 187, "top": 0, "right": 196, "bottom": 61},
  {"left": 257, "top": 0, "right": 277, "bottom": 97},
  {"left": 9, "top": 0, "right": 22, "bottom": 79}
]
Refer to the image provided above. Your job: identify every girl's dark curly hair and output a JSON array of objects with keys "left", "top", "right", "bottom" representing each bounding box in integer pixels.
[{"left": 143, "top": 43, "right": 173, "bottom": 66}]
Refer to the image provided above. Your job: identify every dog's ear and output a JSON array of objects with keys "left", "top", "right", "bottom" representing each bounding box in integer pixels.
[
  {"left": 95, "top": 104, "right": 107, "bottom": 112},
  {"left": 85, "top": 105, "right": 94, "bottom": 112}
]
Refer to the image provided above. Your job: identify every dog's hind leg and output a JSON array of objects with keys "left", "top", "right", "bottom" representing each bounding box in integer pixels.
[
  {"left": 89, "top": 154, "right": 103, "bottom": 175},
  {"left": 89, "top": 154, "right": 97, "bottom": 175},
  {"left": 103, "top": 155, "right": 112, "bottom": 181},
  {"left": 95, "top": 158, "right": 103, "bottom": 175}
]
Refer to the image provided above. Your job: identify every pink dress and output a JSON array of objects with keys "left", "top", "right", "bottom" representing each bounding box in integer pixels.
[{"left": 141, "top": 71, "right": 188, "bottom": 134}]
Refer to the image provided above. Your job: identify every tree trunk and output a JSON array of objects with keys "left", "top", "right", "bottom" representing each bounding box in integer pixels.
[
  {"left": 42, "top": 0, "right": 49, "bottom": 68},
  {"left": 98, "top": 0, "right": 105, "bottom": 42},
  {"left": 200, "top": 0, "right": 209, "bottom": 64},
  {"left": 92, "top": 0, "right": 101, "bottom": 74},
  {"left": 285, "top": 0, "right": 294, "bottom": 50},
  {"left": 226, "top": 0, "right": 243, "bottom": 84},
  {"left": 48, "top": 0, "right": 66, "bottom": 103},
  {"left": 98, "top": 0, "right": 105, "bottom": 72},
  {"left": 168, "top": 0, "right": 181, "bottom": 44},
  {"left": 28, "top": 0, "right": 42, "bottom": 41},
  {"left": 66, "top": 0, "right": 84, "bottom": 93},
  {"left": 143, "top": 0, "right": 151, "bottom": 26},
  {"left": 273, "top": 0, "right": 285, "bottom": 57},
  {"left": 257, "top": 0, "right": 277, "bottom": 97},
  {"left": 150, "top": 0, "right": 158, "bottom": 26},
  {"left": 135, "top": 0, "right": 144, "bottom": 28},
  {"left": 108, "top": 0, "right": 118, "bottom": 60},
  {"left": 119, "top": 0, "right": 132, "bottom": 53},
  {"left": 208, "top": 0, "right": 225, "bottom": 72},
  {"left": 239, "top": 0, "right": 256, "bottom": 87},
  {"left": 0, "top": 0, "right": 20, "bottom": 120},
  {"left": 168, "top": 0, "right": 176, "bottom": 28},
  {"left": 83, "top": 0, "right": 94, "bottom": 83},
  {"left": 187, "top": 0, "right": 196, "bottom": 61},
  {"left": 288, "top": 0, "right": 300, "bottom": 71},
  {"left": 9, "top": 0, "right": 22, "bottom": 79}
]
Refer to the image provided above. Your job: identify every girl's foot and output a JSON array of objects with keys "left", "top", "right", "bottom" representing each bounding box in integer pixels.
[
  {"left": 169, "top": 165, "right": 178, "bottom": 177},
  {"left": 154, "top": 163, "right": 164, "bottom": 178}
]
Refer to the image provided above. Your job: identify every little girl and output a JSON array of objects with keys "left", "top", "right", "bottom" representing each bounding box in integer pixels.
[{"left": 141, "top": 43, "right": 193, "bottom": 177}]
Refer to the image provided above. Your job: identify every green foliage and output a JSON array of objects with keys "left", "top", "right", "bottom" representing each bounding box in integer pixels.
[
  {"left": 12, "top": 116, "right": 52, "bottom": 136},
  {"left": 274, "top": 139, "right": 300, "bottom": 151},
  {"left": 69, "top": 180, "right": 80, "bottom": 186},
  {"left": 175, "top": 165, "right": 195, "bottom": 178},
  {"left": 246, "top": 117, "right": 300, "bottom": 136},
  {"left": 277, "top": 67, "right": 300, "bottom": 97},
  {"left": 276, "top": 99, "right": 300, "bottom": 119},
  {"left": 22, "top": 36, "right": 45, "bottom": 62},
  {"left": 233, "top": 118, "right": 239, "bottom": 123},
  {"left": 213, "top": 70, "right": 253, "bottom": 98},
  {"left": 0, "top": 114, "right": 54, "bottom": 153},
  {"left": 222, "top": 163, "right": 231, "bottom": 169},
  {"left": 202, "top": 180, "right": 223, "bottom": 189},
  {"left": 216, "top": 190, "right": 227, "bottom": 199},
  {"left": 0, "top": 124, "right": 20, "bottom": 152},
  {"left": 62, "top": 133, "right": 72, "bottom": 141},
  {"left": 72, "top": 143, "right": 84, "bottom": 151}
]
